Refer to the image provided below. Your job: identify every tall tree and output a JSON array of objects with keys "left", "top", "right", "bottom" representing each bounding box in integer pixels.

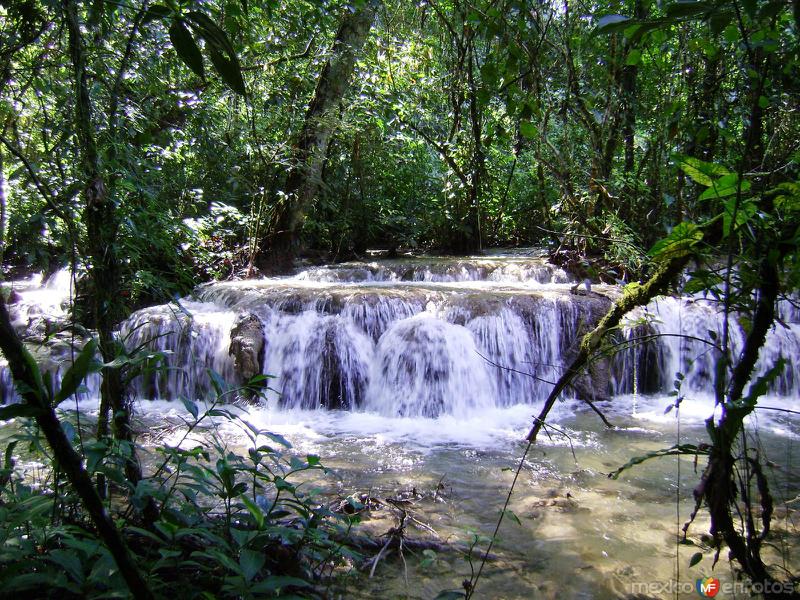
[
  {"left": 63, "top": 0, "right": 133, "bottom": 468},
  {"left": 261, "top": 0, "right": 380, "bottom": 273}
]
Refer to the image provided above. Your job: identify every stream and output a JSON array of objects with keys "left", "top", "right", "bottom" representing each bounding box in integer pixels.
[{"left": 2, "top": 251, "right": 799, "bottom": 599}]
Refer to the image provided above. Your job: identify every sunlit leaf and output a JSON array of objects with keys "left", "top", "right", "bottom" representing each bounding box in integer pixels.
[
  {"left": 647, "top": 222, "right": 703, "bottom": 261},
  {"left": 698, "top": 173, "right": 750, "bottom": 201},
  {"left": 595, "top": 14, "right": 632, "bottom": 33},
  {"left": 673, "top": 154, "right": 731, "bottom": 186}
]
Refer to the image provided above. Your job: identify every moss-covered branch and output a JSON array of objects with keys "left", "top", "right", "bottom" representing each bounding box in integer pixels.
[{"left": 527, "top": 254, "right": 691, "bottom": 442}]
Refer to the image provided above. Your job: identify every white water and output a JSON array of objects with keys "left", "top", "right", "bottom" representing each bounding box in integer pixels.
[
  {"left": 5, "top": 268, "right": 73, "bottom": 332},
  {"left": 3, "top": 256, "right": 799, "bottom": 430},
  {"left": 3, "top": 256, "right": 799, "bottom": 598}
]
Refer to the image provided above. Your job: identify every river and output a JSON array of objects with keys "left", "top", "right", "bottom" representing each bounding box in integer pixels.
[{"left": 2, "top": 251, "right": 799, "bottom": 598}]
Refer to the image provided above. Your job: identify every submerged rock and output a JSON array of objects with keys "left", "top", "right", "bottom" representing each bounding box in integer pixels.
[{"left": 229, "top": 313, "right": 265, "bottom": 387}]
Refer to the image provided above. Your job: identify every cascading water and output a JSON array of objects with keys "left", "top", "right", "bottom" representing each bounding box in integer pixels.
[
  {"left": 1, "top": 268, "right": 103, "bottom": 405},
  {"left": 2, "top": 255, "right": 799, "bottom": 417},
  {"left": 612, "top": 295, "right": 800, "bottom": 398},
  {"left": 2, "top": 256, "right": 799, "bottom": 598},
  {"left": 113, "top": 256, "right": 613, "bottom": 416}
]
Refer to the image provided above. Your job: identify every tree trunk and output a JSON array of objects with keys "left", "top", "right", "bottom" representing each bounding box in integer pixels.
[
  {"left": 63, "top": 0, "right": 141, "bottom": 486},
  {"left": 462, "top": 37, "right": 484, "bottom": 253},
  {"left": 262, "top": 1, "right": 378, "bottom": 273},
  {"left": 0, "top": 299, "right": 153, "bottom": 599},
  {"left": 0, "top": 146, "right": 6, "bottom": 271}
]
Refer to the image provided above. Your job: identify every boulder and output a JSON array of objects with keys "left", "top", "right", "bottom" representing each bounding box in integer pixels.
[{"left": 229, "top": 313, "right": 265, "bottom": 385}]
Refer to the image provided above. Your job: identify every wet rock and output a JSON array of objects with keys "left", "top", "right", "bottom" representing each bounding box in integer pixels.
[
  {"left": 229, "top": 313, "right": 265, "bottom": 386},
  {"left": 562, "top": 294, "right": 614, "bottom": 403}
]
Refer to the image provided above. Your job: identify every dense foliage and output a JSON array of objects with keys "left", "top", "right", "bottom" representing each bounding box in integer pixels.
[
  {"left": 0, "top": 375, "right": 361, "bottom": 598},
  {"left": 1, "top": 0, "right": 799, "bottom": 597},
  {"left": 2, "top": 0, "right": 796, "bottom": 285}
]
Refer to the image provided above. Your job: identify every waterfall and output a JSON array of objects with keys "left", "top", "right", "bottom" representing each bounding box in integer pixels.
[
  {"left": 2, "top": 257, "right": 799, "bottom": 418},
  {"left": 612, "top": 296, "right": 800, "bottom": 397}
]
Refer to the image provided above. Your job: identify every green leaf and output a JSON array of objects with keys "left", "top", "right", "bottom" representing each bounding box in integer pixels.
[
  {"left": 169, "top": 20, "right": 205, "bottom": 79},
  {"left": 55, "top": 339, "right": 100, "bottom": 405},
  {"left": 186, "top": 11, "right": 237, "bottom": 56},
  {"left": 647, "top": 222, "right": 703, "bottom": 261},
  {"left": 722, "top": 198, "right": 757, "bottom": 236},
  {"left": 625, "top": 49, "right": 642, "bottom": 65},
  {"left": 4, "top": 440, "right": 18, "bottom": 470},
  {"left": 689, "top": 551, "right": 703, "bottom": 567},
  {"left": 0, "top": 404, "right": 41, "bottom": 420},
  {"left": 772, "top": 182, "right": 800, "bottom": 212},
  {"left": 239, "top": 548, "right": 265, "bottom": 582},
  {"left": 181, "top": 398, "right": 199, "bottom": 420},
  {"left": 48, "top": 549, "right": 85, "bottom": 583},
  {"left": 673, "top": 154, "right": 731, "bottom": 186},
  {"left": 241, "top": 495, "right": 264, "bottom": 529},
  {"left": 207, "top": 46, "right": 246, "bottom": 95},
  {"left": 184, "top": 11, "right": 246, "bottom": 95},
  {"left": 264, "top": 432, "right": 292, "bottom": 448},
  {"left": 709, "top": 10, "right": 733, "bottom": 34},
  {"left": 665, "top": 1, "right": 711, "bottom": 18},
  {"left": 595, "top": 14, "right": 632, "bottom": 33},
  {"left": 248, "top": 576, "right": 312, "bottom": 593},
  {"left": 3, "top": 573, "right": 62, "bottom": 594},
  {"left": 207, "top": 369, "right": 227, "bottom": 396},
  {"left": 142, "top": 4, "right": 172, "bottom": 25},
  {"left": 519, "top": 120, "right": 537, "bottom": 139},
  {"left": 698, "top": 173, "right": 751, "bottom": 201}
]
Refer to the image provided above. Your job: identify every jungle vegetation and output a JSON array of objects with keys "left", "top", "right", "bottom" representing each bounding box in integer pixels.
[{"left": 0, "top": 0, "right": 799, "bottom": 597}]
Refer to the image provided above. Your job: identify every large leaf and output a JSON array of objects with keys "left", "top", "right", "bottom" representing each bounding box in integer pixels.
[
  {"left": 771, "top": 182, "right": 800, "bottom": 212},
  {"left": 54, "top": 339, "right": 101, "bottom": 405},
  {"left": 169, "top": 20, "right": 205, "bottom": 79},
  {"left": 625, "top": 49, "right": 642, "bottom": 65},
  {"left": 207, "top": 46, "right": 246, "bottom": 95},
  {"left": 665, "top": 1, "right": 712, "bottom": 18},
  {"left": 248, "top": 576, "right": 311, "bottom": 593},
  {"left": 142, "top": 4, "right": 171, "bottom": 25},
  {"left": 238, "top": 548, "right": 265, "bottom": 582},
  {"left": 241, "top": 495, "right": 265, "bottom": 529},
  {"left": 647, "top": 222, "right": 703, "bottom": 261},
  {"left": 698, "top": 173, "right": 751, "bottom": 200},
  {"left": 722, "top": 197, "right": 757, "bottom": 236},
  {"left": 0, "top": 404, "right": 42, "bottom": 420},
  {"left": 673, "top": 154, "right": 731, "bottom": 186},
  {"left": 186, "top": 11, "right": 237, "bottom": 56},
  {"left": 595, "top": 14, "right": 632, "bottom": 33},
  {"left": 185, "top": 11, "right": 246, "bottom": 95},
  {"left": 519, "top": 120, "right": 537, "bottom": 139}
]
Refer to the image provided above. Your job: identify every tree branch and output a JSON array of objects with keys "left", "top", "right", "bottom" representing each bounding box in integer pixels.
[{"left": 0, "top": 297, "right": 153, "bottom": 599}]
